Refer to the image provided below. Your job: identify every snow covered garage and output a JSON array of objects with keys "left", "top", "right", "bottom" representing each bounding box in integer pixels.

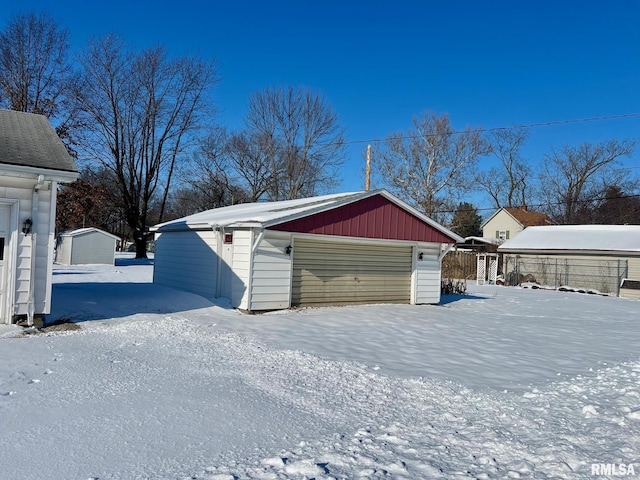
[
  {"left": 151, "top": 190, "right": 462, "bottom": 311},
  {"left": 56, "top": 227, "right": 119, "bottom": 265},
  {"left": 498, "top": 225, "right": 640, "bottom": 298}
]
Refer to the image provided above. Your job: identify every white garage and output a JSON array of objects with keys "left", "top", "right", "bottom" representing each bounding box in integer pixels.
[{"left": 151, "top": 190, "right": 462, "bottom": 311}]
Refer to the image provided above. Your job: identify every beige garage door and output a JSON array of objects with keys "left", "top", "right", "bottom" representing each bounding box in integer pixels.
[{"left": 292, "top": 238, "right": 412, "bottom": 307}]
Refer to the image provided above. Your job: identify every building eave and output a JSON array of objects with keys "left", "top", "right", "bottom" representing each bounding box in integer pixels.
[
  {"left": 481, "top": 208, "right": 523, "bottom": 229},
  {"left": 260, "top": 191, "right": 369, "bottom": 229},
  {"left": 0, "top": 162, "right": 79, "bottom": 183}
]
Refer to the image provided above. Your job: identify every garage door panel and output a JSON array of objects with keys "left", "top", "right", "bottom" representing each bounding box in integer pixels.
[
  {"left": 293, "top": 269, "right": 410, "bottom": 279},
  {"left": 292, "top": 238, "right": 412, "bottom": 306}
]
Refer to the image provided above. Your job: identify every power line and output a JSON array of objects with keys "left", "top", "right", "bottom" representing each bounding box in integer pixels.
[
  {"left": 437, "top": 193, "right": 640, "bottom": 215},
  {"left": 338, "top": 112, "right": 640, "bottom": 147}
]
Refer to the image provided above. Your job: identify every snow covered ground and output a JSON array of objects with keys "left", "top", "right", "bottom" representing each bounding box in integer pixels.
[{"left": 1, "top": 254, "right": 640, "bottom": 479}]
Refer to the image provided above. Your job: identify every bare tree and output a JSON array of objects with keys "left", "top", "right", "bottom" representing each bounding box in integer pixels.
[
  {"left": 593, "top": 185, "right": 640, "bottom": 224},
  {"left": 0, "top": 12, "right": 78, "bottom": 147},
  {"left": 224, "top": 130, "right": 278, "bottom": 201},
  {"left": 73, "top": 34, "right": 218, "bottom": 257},
  {"left": 373, "top": 111, "right": 490, "bottom": 221},
  {"left": 0, "top": 12, "right": 70, "bottom": 114},
  {"left": 177, "top": 127, "right": 252, "bottom": 212},
  {"left": 245, "top": 85, "right": 346, "bottom": 200},
  {"left": 192, "top": 127, "right": 273, "bottom": 203},
  {"left": 538, "top": 139, "right": 637, "bottom": 224},
  {"left": 477, "top": 127, "right": 532, "bottom": 209}
]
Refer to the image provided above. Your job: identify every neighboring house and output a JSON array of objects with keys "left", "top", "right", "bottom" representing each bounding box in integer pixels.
[
  {"left": 482, "top": 206, "right": 554, "bottom": 242},
  {"left": 498, "top": 225, "right": 640, "bottom": 299},
  {"left": 56, "top": 227, "right": 119, "bottom": 265},
  {"left": 0, "top": 109, "right": 78, "bottom": 325},
  {"left": 151, "top": 189, "right": 463, "bottom": 311}
]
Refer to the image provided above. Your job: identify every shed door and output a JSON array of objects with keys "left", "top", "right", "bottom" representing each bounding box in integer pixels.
[{"left": 292, "top": 238, "right": 412, "bottom": 307}]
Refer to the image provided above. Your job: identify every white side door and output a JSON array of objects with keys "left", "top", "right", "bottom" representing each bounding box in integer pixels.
[{"left": 0, "top": 204, "right": 10, "bottom": 324}]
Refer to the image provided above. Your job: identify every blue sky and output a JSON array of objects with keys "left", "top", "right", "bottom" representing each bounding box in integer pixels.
[{"left": 2, "top": 0, "right": 640, "bottom": 209}]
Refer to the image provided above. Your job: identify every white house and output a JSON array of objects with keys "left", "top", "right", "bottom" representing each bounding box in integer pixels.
[
  {"left": 483, "top": 206, "right": 554, "bottom": 242},
  {"left": 498, "top": 225, "right": 640, "bottom": 298},
  {"left": 0, "top": 109, "right": 78, "bottom": 325},
  {"left": 151, "top": 190, "right": 463, "bottom": 311},
  {"left": 56, "top": 227, "right": 119, "bottom": 265}
]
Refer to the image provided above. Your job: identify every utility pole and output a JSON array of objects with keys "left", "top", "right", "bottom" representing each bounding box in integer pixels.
[{"left": 365, "top": 144, "right": 371, "bottom": 191}]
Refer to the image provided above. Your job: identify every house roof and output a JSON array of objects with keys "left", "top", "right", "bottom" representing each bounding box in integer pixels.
[
  {"left": 482, "top": 206, "right": 553, "bottom": 229},
  {"left": 152, "top": 189, "right": 463, "bottom": 244},
  {"left": 0, "top": 109, "right": 78, "bottom": 180},
  {"left": 498, "top": 225, "right": 640, "bottom": 254},
  {"left": 59, "top": 227, "right": 120, "bottom": 240}
]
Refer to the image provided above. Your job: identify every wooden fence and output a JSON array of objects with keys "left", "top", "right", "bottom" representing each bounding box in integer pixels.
[{"left": 442, "top": 250, "right": 477, "bottom": 280}]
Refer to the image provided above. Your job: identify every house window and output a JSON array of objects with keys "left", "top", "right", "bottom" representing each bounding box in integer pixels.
[
  {"left": 224, "top": 232, "right": 233, "bottom": 244},
  {"left": 497, "top": 230, "right": 510, "bottom": 241}
]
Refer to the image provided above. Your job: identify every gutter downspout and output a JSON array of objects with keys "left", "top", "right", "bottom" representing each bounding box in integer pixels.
[
  {"left": 212, "top": 224, "right": 222, "bottom": 298},
  {"left": 27, "top": 175, "right": 45, "bottom": 326}
]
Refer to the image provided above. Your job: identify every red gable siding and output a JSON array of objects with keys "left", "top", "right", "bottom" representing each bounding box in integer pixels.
[{"left": 270, "top": 194, "right": 456, "bottom": 243}]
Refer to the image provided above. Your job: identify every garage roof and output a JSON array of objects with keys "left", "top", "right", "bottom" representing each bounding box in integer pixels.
[
  {"left": 59, "top": 227, "right": 120, "bottom": 240},
  {"left": 498, "top": 225, "right": 640, "bottom": 254},
  {"left": 153, "top": 189, "right": 463, "bottom": 244}
]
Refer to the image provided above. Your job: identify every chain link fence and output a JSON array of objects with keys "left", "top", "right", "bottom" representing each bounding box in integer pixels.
[{"left": 503, "top": 255, "right": 628, "bottom": 296}]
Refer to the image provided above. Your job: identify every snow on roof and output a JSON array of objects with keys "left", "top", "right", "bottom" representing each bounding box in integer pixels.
[
  {"left": 498, "top": 225, "right": 640, "bottom": 253},
  {"left": 153, "top": 191, "right": 364, "bottom": 231},
  {"left": 463, "top": 236, "right": 501, "bottom": 245},
  {"left": 152, "top": 189, "right": 464, "bottom": 243},
  {"left": 60, "top": 227, "right": 120, "bottom": 240}
]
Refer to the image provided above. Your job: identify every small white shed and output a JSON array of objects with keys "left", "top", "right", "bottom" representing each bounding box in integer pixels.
[
  {"left": 151, "top": 190, "right": 463, "bottom": 311},
  {"left": 0, "top": 109, "right": 78, "bottom": 325},
  {"left": 56, "top": 227, "right": 119, "bottom": 265}
]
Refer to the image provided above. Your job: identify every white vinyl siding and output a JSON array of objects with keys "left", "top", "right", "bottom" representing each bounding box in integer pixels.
[
  {"left": 153, "top": 230, "right": 218, "bottom": 299},
  {"left": 483, "top": 211, "right": 522, "bottom": 240},
  {"left": 413, "top": 246, "right": 441, "bottom": 304},
  {"left": 249, "top": 230, "right": 292, "bottom": 310},
  {"left": 57, "top": 229, "right": 117, "bottom": 265},
  {"left": 56, "top": 236, "right": 71, "bottom": 265},
  {"left": 33, "top": 188, "right": 55, "bottom": 314},
  {"left": 231, "top": 229, "right": 251, "bottom": 309},
  {"left": 628, "top": 258, "right": 640, "bottom": 280},
  {"left": 292, "top": 238, "right": 412, "bottom": 307},
  {"left": 1, "top": 176, "right": 56, "bottom": 317},
  {"left": 70, "top": 232, "right": 116, "bottom": 265}
]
